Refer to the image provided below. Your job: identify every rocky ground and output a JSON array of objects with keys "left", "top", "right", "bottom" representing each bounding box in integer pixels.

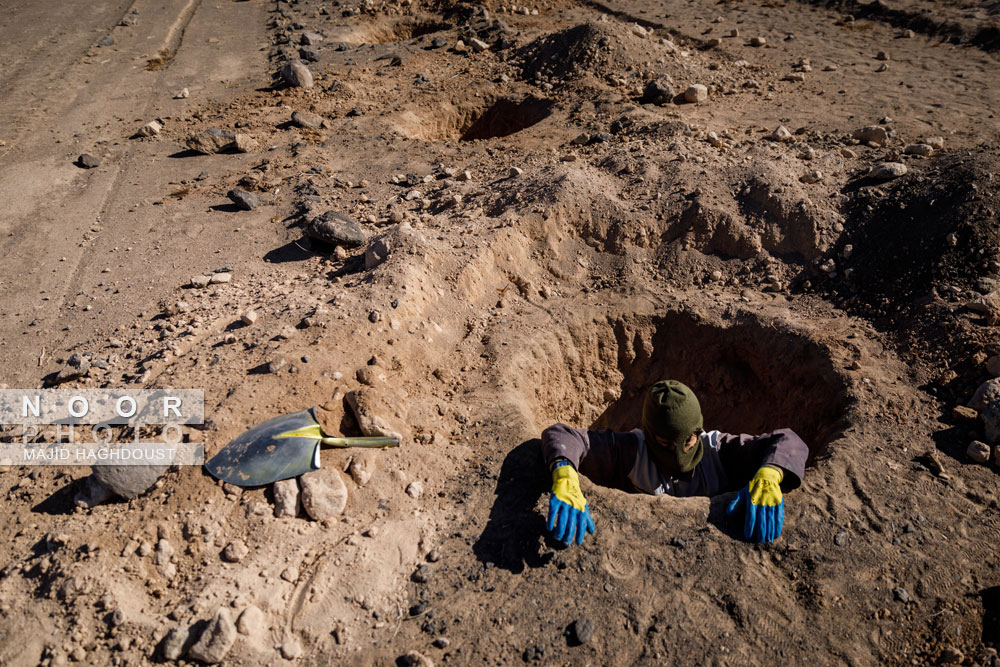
[{"left": 1, "top": 0, "right": 1000, "bottom": 664}]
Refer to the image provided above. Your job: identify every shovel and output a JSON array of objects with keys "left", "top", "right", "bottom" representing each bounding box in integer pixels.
[{"left": 204, "top": 407, "right": 398, "bottom": 487}]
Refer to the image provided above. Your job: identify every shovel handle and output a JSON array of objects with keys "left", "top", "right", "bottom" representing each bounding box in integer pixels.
[{"left": 320, "top": 436, "right": 399, "bottom": 448}]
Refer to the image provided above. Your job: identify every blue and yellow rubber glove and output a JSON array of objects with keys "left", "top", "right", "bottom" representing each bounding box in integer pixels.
[
  {"left": 547, "top": 461, "right": 596, "bottom": 545},
  {"left": 726, "top": 466, "right": 785, "bottom": 543}
]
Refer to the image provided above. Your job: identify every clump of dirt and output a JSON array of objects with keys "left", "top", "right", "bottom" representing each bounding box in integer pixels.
[{"left": 814, "top": 149, "right": 1000, "bottom": 384}]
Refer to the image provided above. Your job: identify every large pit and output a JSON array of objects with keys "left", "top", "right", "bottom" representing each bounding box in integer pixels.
[{"left": 505, "top": 308, "right": 851, "bottom": 465}]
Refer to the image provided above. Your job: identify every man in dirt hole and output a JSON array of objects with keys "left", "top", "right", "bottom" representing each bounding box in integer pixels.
[{"left": 541, "top": 379, "right": 808, "bottom": 545}]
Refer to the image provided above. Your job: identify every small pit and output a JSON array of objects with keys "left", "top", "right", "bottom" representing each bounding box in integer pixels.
[
  {"left": 460, "top": 97, "right": 553, "bottom": 141},
  {"left": 362, "top": 19, "right": 452, "bottom": 44},
  {"left": 509, "top": 310, "right": 850, "bottom": 464}
]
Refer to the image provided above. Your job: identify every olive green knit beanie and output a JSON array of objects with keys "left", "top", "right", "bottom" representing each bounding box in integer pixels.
[{"left": 641, "top": 380, "right": 704, "bottom": 471}]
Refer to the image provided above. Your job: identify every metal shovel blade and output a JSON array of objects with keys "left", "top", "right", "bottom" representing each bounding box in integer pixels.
[{"left": 204, "top": 407, "right": 398, "bottom": 487}]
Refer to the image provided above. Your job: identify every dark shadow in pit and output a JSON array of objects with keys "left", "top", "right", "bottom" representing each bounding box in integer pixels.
[
  {"left": 167, "top": 149, "right": 207, "bottom": 159},
  {"left": 472, "top": 438, "right": 557, "bottom": 574},
  {"left": 982, "top": 586, "right": 1000, "bottom": 645},
  {"left": 209, "top": 203, "right": 244, "bottom": 213},
  {"left": 589, "top": 313, "right": 849, "bottom": 466},
  {"left": 461, "top": 97, "right": 554, "bottom": 141}
]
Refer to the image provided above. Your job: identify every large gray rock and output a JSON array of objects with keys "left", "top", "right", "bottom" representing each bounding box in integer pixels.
[
  {"left": 868, "top": 162, "right": 907, "bottom": 180},
  {"left": 227, "top": 188, "right": 259, "bottom": 211},
  {"left": 185, "top": 128, "right": 237, "bottom": 154},
  {"left": 969, "top": 377, "right": 1000, "bottom": 411},
  {"left": 306, "top": 211, "right": 367, "bottom": 248},
  {"left": 982, "top": 401, "right": 1000, "bottom": 445},
  {"left": 280, "top": 61, "right": 314, "bottom": 88},
  {"left": 642, "top": 78, "right": 674, "bottom": 105},
  {"left": 299, "top": 469, "right": 348, "bottom": 521},
  {"left": 92, "top": 464, "right": 168, "bottom": 499},
  {"left": 187, "top": 607, "right": 237, "bottom": 664}
]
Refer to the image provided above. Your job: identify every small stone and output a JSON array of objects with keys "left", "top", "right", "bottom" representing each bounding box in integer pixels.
[
  {"left": 161, "top": 627, "right": 190, "bottom": 661},
  {"left": 349, "top": 455, "right": 375, "bottom": 487},
  {"left": 135, "top": 120, "right": 162, "bottom": 138},
  {"left": 190, "top": 275, "right": 211, "bottom": 288},
  {"left": 299, "top": 469, "right": 348, "bottom": 520},
  {"left": 508, "top": 166, "right": 523, "bottom": 177},
  {"left": 173, "top": 87, "right": 190, "bottom": 99},
  {"left": 643, "top": 77, "right": 674, "bottom": 104},
  {"left": 54, "top": 353, "right": 91, "bottom": 384},
  {"left": 236, "top": 605, "right": 265, "bottom": 635},
  {"left": 875, "top": 50, "right": 889, "bottom": 60},
  {"left": 800, "top": 170, "right": 822, "bottom": 184},
  {"left": 782, "top": 72, "right": 806, "bottom": 82},
  {"left": 281, "top": 566, "right": 299, "bottom": 582},
  {"left": 241, "top": 310, "right": 258, "bottom": 326},
  {"left": 426, "top": 549, "right": 441, "bottom": 562},
  {"left": 924, "top": 136, "right": 945, "bottom": 149},
  {"left": 412, "top": 564, "right": 433, "bottom": 583},
  {"left": 939, "top": 647, "right": 964, "bottom": 664},
  {"left": 852, "top": 125, "right": 889, "bottom": 146},
  {"left": 749, "top": 36, "right": 766, "bottom": 46},
  {"left": 469, "top": 38, "right": 489, "bottom": 52},
  {"left": 209, "top": 272, "right": 231, "bottom": 284},
  {"left": 280, "top": 60, "right": 314, "bottom": 88},
  {"left": 893, "top": 587, "right": 910, "bottom": 603},
  {"left": 292, "top": 110, "right": 324, "bottom": 130},
  {"left": 705, "top": 38, "right": 721, "bottom": 48},
  {"left": 823, "top": 64, "right": 838, "bottom": 71},
  {"left": 228, "top": 188, "right": 259, "bottom": 211},
  {"left": 683, "top": 84, "right": 708, "bottom": 103},
  {"left": 571, "top": 617, "right": 596, "bottom": 644},
  {"left": 273, "top": 478, "right": 300, "bottom": 518},
  {"left": 902, "top": 29, "right": 915, "bottom": 38},
  {"left": 233, "top": 133, "right": 257, "bottom": 153},
  {"left": 834, "top": 530, "right": 848, "bottom": 546},
  {"left": 98, "top": 34, "right": 115, "bottom": 47},
  {"left": 904, "top": 143, "right": 934, "bottom": 156},
  {"left": 432, "top": 637, "right": 450, "bottom": 649},
  {"left": 406, "top": 481, "right": 424, "bottom": 498},
  {"left": 770, "top": 125, "right": 793, "bottom": 142},
  {"left": 281, "top": 638, "right": 303, "bottom": 660},
  {"left": 841, "top": 147, "right": 857, "bottom": 158},
  {"left": 982, "top": 400, "right": 1000, "bottom": 444},
  {"left": 300, "top": 31, "right": 324, "bottom": 46},
  {"left": 78, "top": 154, "right": 100, "bottom": 169},
  {"left": 967, "top": 441, "right": 991, "bottom": 463},
  {"left": 222, "top": 540, "right": 249, "bottom": 563},
  {"left": 399, "top": 651, "right": 434, "bottom": 667},
  {"left": 868, "top": 162, "right": 907, "bottom": 180},
  {"left": 306, "top": 211, "right": 367, "bottom": 248},
  {"left": 876, "top": 63, "right": 888, "bottom": 72},
  {"left": 188, "top": 607, "right": 237, "bottom": 664},
  {"left": 186, "top": 128, "right": 237, "bottom": 154},
  {"left": 154, "top": 539, "right": 174, "bottom": 566}
]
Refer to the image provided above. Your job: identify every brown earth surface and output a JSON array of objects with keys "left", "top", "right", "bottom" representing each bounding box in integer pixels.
[{"left": 1, "top": 0, "right": 999, "bottom": 664}]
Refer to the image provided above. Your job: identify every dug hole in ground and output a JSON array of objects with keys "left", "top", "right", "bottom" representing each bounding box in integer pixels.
[{"left": 0, "top": 0, "right": 999, "bottom": 664}]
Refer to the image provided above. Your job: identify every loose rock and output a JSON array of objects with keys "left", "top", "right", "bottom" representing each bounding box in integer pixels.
[
  {"left": 93, "top": 464, "right": 168, "bottom": 499},
  {"left": 399, "top": 652, "right": 434, "bottom": 667},
  {"left": 187, "top": 607, "right": 237, "bottom": 664},
  {"left": 770, "top": 125, "right": 793, "bottom": 142},
  {"left": 642, "top": 77, "right": 674, "bottom": 105},
  {"left": 228, "top": 189, "right": 259, "bottom": 211},
  {"left": 868, "top": 162, "right": 907, "bottom": 180},
  {"left": 222, "top": 539, "right": 249, "bottom": 563},
  {"left": 77, "top": 154, "right": 100, "bottom": 169},
  {"left": 571, "top": 617, "right": 596, "bottom": 644},
  {"left": 54, "top": 353, "right": 90, "bottom": 384},
  {"left": 236, "top": 605, "right": 265, "bottom": 635},
  {"left": 161, "top": 627, "right": 190, "bottom": 661},
  {"left": 306, "top": 210, "right": 367, "bottom": 248},
  {"left": 683, "top": 84, "right": 708, "bottom": 103},
  {"left": 893, "top": 587, "right": 910, "bottom": 603},
  {"left": 273, "top": 478, "right": 300, "bottom": 517},
  {"left": 280, "top": 60, "right": 314, "bottom": 88},
  {"left": 186, "top": 128, "right": 237, "bottom": 154},
  {"left": 406, "top": 481, "right": 424, "bottom": 498},
  {"left": 967, "top": 440, "right": 992, "bottom": 463},
  {"left": 299, "top": 469, "right": 348, "bottom": 520},
  {"left": 292, "top": 110, "right": 324, "bottom": 130},
  {"left": 851, "top": 126, "right": 889, "bottom": 146},
  {"left": 135, "top": 120, "right": 162, "bottom": 138}
]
